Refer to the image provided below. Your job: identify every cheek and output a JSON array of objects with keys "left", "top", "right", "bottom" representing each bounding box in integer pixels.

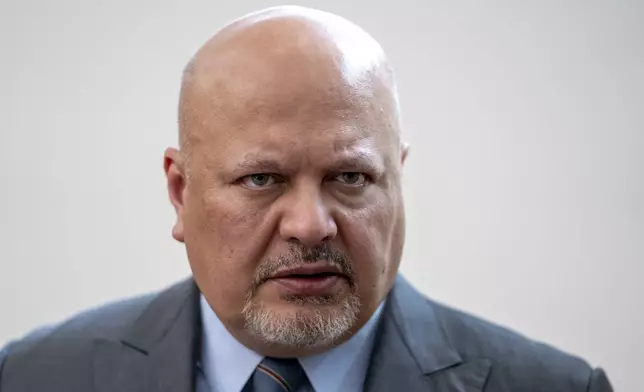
[
  {"left": 183, "top": 187, "right": 269, "bottom": 305},
  {"left": 341, "top": 196, "right": 397, "bottom": 283}
]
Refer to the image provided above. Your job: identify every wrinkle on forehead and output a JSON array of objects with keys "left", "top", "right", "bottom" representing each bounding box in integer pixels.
[{"left": 178, "top": 6, "right": 402, "bottom": 168}]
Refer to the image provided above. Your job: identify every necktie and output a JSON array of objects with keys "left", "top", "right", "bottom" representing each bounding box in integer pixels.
[{"left": 243, "top": 357, "right": 311, "bottom": 392}]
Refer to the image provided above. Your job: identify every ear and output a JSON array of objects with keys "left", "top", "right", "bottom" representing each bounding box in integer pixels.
[
  {"left": 400, "top": 142, "right": 410, "bottom": 166},
  {"left": 164, "top": 147, "right": 186, "bottom": 243}
]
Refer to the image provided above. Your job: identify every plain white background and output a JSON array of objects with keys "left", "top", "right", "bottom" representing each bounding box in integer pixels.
[{"left": 1, "top": 1, "right": 642, "bottom": 390}]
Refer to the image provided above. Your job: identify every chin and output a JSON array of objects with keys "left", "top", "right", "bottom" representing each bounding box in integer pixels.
[{"left": 242, "top": 293, "right": 361, "bottom": 348}]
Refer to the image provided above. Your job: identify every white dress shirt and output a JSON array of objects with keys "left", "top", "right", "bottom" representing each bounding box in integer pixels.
[{"left": 199, "top": 295, "right": 384, "bottom": 392}]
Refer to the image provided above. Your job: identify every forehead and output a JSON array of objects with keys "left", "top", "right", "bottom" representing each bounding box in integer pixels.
[
  {"left": 197, "top": 110, "right": 395, "bottom": 173},
  {"left": 183, "top": 42, "right": 399, "bottom": 168}
]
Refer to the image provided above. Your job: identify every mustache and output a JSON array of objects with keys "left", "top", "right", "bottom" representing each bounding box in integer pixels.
[{"left": 252, "top": 243, "right": 354, "bottom": 288}]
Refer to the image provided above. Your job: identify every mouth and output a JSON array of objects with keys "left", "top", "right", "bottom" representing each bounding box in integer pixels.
[{"left": 267, "top": 263, "right": 347, "bottom": 296}]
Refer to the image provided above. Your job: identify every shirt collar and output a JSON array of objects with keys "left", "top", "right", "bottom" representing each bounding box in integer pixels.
[
  {"left": 299, "top": 300, "right": 384, "bottom": 391},
  {"left": 200, "top": 295, "right": 384, "bottom": 392}
]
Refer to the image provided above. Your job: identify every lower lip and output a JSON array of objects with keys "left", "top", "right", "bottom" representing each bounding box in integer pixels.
[{"left": 271, "top": 275, "right": 343, "bottom": 296}]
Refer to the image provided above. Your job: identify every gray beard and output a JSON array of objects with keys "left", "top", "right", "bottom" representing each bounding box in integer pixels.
[{"left": 241, "top": 292, "right": 361, "bottom": 349}]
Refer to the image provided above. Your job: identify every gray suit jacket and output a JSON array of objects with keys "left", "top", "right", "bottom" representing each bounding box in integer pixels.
[{"left": 0, "top": 275, "right": 613, "bottom": 391}]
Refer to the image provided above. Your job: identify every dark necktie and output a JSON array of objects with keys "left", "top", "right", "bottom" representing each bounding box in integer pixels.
[{"left": 242, "top": 357, "right": 311, "bottom": 392}]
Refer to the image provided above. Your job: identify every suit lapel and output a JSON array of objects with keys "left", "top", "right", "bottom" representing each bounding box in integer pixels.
[
  {"left": 93, "top": 279, "right": 201, "bottom": 392},
  {"left": 364, "top": 276, "right": 490, "bottom": 392}
]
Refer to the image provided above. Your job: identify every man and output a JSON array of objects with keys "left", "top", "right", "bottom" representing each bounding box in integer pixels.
[{"left": 0, "top": 5, "right": 613, "bottom": 392}]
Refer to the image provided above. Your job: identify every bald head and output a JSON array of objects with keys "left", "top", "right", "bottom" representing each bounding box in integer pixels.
[{"left": 178, "top": 6, "right": 401, "bottom": 159}]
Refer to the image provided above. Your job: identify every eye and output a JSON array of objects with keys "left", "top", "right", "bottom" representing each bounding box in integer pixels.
[
  {"left": 240, "top": 173, "right": 277, "bottom": 188},
  {"left": 335, "top": 172, "right": 367, "bottom": 186}
]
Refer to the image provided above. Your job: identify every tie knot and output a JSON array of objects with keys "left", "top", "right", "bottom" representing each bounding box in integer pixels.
[{"left": 251, "top": 357, "right": 309, "bottom": 392}]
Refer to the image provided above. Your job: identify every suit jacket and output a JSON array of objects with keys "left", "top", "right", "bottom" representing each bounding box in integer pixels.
[{"left": 0, "top": 275, "right": 613, "bottom": 392}]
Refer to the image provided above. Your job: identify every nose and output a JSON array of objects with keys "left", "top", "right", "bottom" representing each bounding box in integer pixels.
[{"left": 278, "top": 185, "right": 338, "bottom": 247}]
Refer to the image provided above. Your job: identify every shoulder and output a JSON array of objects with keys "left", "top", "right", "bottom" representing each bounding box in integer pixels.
[
  {"left": 428, "top": 297, "right": 609, "bottom": 390},
  {"left": 7, "top": 289, "right": 157, "bottom": 351},
  {"left": 0, "top": 280, "right": 184, "bottom": 384},
  {"left": 390, "top": 276, "right": 611, "bottom": 391}
]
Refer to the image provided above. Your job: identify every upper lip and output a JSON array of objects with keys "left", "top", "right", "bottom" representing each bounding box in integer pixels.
[{"left": 271, "top": 262, "right": 344, "bottom": 278}]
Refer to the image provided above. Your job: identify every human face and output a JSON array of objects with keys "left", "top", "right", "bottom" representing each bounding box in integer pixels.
[{"left": 165, "top": 70, "right": 407, "bottom": 356}]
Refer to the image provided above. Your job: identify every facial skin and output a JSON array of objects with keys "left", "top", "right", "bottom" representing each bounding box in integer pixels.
[{"left": 164, "top": 6, "right": 409, "bottom": 357}]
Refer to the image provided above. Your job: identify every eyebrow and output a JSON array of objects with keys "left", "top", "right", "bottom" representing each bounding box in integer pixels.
[
  {"left": 329, "top": 154, "right": 383, "bottom": 174},
  {"left": 235, "top": 157, "right": 284, "bottom": 173},
  {"left": 234, "top": 151, "right": 384, "bottom": 174}
]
